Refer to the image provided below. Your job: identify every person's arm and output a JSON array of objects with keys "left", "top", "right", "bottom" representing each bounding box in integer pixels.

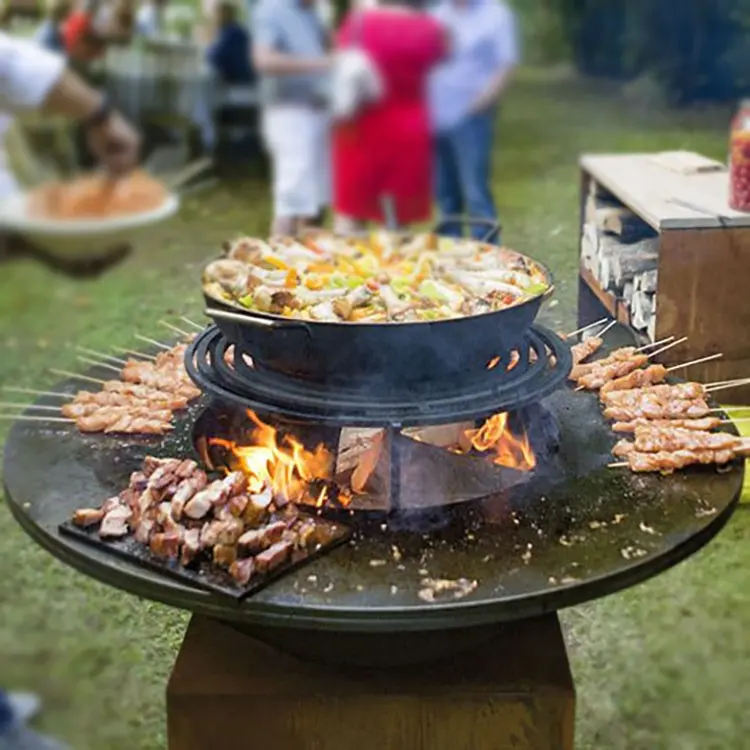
[
  {"left": 0, "top": 33, "right": 139, "bottom": 175},
  {"left": 469, "top": 8, "right": 518, "bottom": 114},
  {"left": 251, "top": 5, "right": 329, "bottom": 75}
]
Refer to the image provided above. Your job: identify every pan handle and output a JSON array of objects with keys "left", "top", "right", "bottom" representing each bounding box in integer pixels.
[{"left": 205, "top": 307, "right": 313, "bottom": 336}]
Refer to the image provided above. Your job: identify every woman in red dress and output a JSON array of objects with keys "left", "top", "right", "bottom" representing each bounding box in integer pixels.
[{"left": 332, "top": 1, "right": 447, "bottom": 232}]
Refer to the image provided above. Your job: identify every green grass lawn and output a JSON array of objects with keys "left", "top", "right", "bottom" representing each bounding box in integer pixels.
[{"left": 1, "top": 70, "right": 748, "bottom": 749}]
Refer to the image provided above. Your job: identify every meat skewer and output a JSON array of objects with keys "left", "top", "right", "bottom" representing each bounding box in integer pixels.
[
  {"left": 575, "top": 354, "right": 649, "bottom": 390},
  {"left": 631, "top": 425, "right": 742, "bottom": 453},
  {"left": 610, "top": 447, "right": 739, "bottom": 473},
  {"left": 612, "top": 416, "right": 726, "bottom": 433},
  {"left": 602, "top": 381, "right": 705, "bottom": 406},
  {"left": 604, "top": 398, "right": 713, "bottom": 422},
  {"left": 599, "top": 364, "right": 668, "bottom": 396}
]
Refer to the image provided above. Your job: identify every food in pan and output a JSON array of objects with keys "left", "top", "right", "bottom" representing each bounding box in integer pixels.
[
  {"left": 202, "top": 232, "right": 551, "bottom": 323},
  {"left": 29, "top": 170, "right": 168, "bottom": 220},
  {"left": 71, "top": 455, "right": 345, "bottom": 587}
]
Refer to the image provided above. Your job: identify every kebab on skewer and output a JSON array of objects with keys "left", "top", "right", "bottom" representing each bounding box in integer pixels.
[
  {"left": 611, "top": 416, "right": 728, "bottom": 433},
  {"left": 602, "top": 381, "right": 705, "bottom": 406},
  {"left": 604, "top": 398, "right": 713, "bottom": 422},
  {"left": 612, "top": 447, "right": 740, "bottom": 474}
]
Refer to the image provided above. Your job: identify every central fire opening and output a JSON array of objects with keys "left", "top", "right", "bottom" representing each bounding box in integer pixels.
[{"left": 193, "top": 403, "right": 562, "bottom": 517}]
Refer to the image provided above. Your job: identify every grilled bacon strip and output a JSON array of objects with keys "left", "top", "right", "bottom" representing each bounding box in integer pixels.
[{"left": 599, "top": 364, "right": 668, "bottom": 396}]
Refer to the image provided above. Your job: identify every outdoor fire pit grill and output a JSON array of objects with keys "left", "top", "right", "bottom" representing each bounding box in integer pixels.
[{"left": 2, "top": 326, "right": 743, "bottom": 670}]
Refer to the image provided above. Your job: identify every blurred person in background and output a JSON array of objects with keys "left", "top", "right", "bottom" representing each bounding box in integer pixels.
[
  {"left": 252, "top": 0, "right": 331, "bottom": 236},
  {"left": 429, "top": 0, "right": 518, "bottom": 242},
  {"left": 62, "top": 0, "right": 133, "bottom": 64},
  {"left": 332, "top": 0, "right": 447, "bottom": 233},
  {"left": 135, "top": 0, "right": 167, "bottom": 38},
  {"left": 207, "top": 0, "right": 253, "bottom": 84},
  {"left": 0, "top": 690, "right": 67, "bottom": 749},
  {"left": 0, "top": 31, "right": 141, "bottom": 273},
  {"left": 34, "top": 0, "right": 72, "bottom": 53}
]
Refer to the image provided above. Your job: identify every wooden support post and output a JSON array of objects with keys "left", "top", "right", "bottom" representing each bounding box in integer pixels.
[{"left": 167, "top": 615, "right": 576, "bottom": 750}]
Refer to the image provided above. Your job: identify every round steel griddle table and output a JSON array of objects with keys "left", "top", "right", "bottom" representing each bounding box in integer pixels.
[{"left": 3, "top": 375, "right": 743, "bottom": 664}]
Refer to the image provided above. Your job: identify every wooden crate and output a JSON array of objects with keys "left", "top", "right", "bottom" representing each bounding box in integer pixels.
[{"left": 578, "top": 152, "right": 750, "bottom": 405}]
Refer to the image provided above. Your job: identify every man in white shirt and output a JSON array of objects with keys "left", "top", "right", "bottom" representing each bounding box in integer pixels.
[{"left": 0, "top": 32, "right": 141, "bottom": 274}]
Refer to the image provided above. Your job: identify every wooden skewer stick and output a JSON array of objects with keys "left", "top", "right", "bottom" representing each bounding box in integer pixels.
[
  {"left": 0, "top": 402, "right": 60, "bottom": 411},
  {"left": 76, "top": 356, "right": 122, "bottom": 373},
  {"left": 709, "top": 406, "right": 748, "bottom": 412},
  {"left": 159, "top": 320, "right": 192, "bottom": 337},
  {"left": 113, "top": 347, "right": 156, "bottom": 361},
  {"left": 2, "top": 387, "right": 69, "bottom": 399},
  {"left": 648, "top": 336, "right": 688, "bottom": 358},
  {"left": 608, "top": 462, "right": 628, "bottom": 468},
  {"left": 76, "top": 346, "right": 127, "bottom": 365},
  {"left": 666, "top": 352, "right": 723, "bottom": 372},
  {"left": 706, "top": 378, "right": 750, "bottom": 394},
  {"left": 180, "top": 316, "right": 204, "bottom": 331},
  {"left": 134, "top": 334, "right": 171, "bottom": 351},
  {"left": 0, "top": 415, "right": 73, "bottom": 423},
  {"left": 721, "top": 417, "right": 750, "bottom": 423},
  {"left": 596, "top": 320, "right": 617, "bottom": 338},
  {"left": 564, "top": 318, "right": 608, "bottom": 339},
  {"left": 636, "top": 336, "right": 674, "bottom": 352},
  {"left": 49, "top": 368, "right": 106, "bottom": 385}
]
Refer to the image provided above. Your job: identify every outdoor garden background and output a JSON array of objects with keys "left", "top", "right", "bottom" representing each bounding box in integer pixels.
[{"left": 1, "top": 1, "right": 750, "bottom": 748}]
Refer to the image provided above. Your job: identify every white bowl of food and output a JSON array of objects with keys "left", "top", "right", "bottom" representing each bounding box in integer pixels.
[{"left": 0, "top": 170, "right": 180, "bottom": 257}]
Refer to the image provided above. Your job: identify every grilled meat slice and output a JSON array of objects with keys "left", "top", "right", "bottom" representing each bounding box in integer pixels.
[
  {"left": 183, "top": 480, "right": 225, "bottom": 519},
  {"left": 175, "top": 459, "right": 198, "bottom": 479},
  {"left": 254, "top": 540, "right": 293, "bottom": 574},
  {"left": 171, "top": 470, "right": 208, "bottom": 520},
  {"left": 237, "top": 520, "right": 287, "bottom": 554},
  {"left": 213, "top": 544, "right": 238, "bottom": 567},
  {"left": 229, "top": 557, "right": 255, "bottom": 586},
  {"left": 72, "top": 507, "right": 104, "bottom": 528},
  {"left": 149, "top": 529, "right": 182, "bottom": 559},
  {"left": 134, "top": 518, "right": 156, "bottom": 544},
  {"left": 180, "top": 528, "right": 201, "bottom": 567},
  {"left": 99, "top": 505, "right": 132, "bottom": 538}
]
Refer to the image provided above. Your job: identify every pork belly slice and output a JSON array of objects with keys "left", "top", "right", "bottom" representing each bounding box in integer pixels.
[
  {"left": 214, "top": 517, "right": 244, "bottom": 546},
  {"left": 171, "top": 470, "right": 208, "bottom": 520},
  {"left": 226, "top": 493, "right": 249, "bottom": 518},
  {"left": 237, "top": 520, "right": 287, "bottom": 555},
  {"left": 180, "top": 528, "right": 201, "bottom": 567},
  {"left": 99, "top": 505, "right": 132, "bottom": 538},
  {"left": 174, "top": 459, "right": 198, "bottom": 479},
  {"left": 72, "top": 508, "right": 104, "bottom": 528},
  {"left": 129, "top": 471, "right": 148, "bottom": 492},
  {"left": 254, "top": 540, "right": 293, "bottom": 574},
  {"left": 149, "top": 529, "right": 182, "bottom": 559},
  {"left": 213, "top": 544, "right": 238, "bottom": 567},
  {"left": 216, "top": 471, "right": 248, "bottom": 504},
  {"left": 183, "top": 480, "right": 225, "bottom": 519},
  {"left": 101, "top": 496, "right": 122, "bottom": 514},
  {"left": 229, "top": 557, "right": 255, "bottom": 586},
  {"left": 242, "top": 487, "right": 273, "bottom": 525},
  {"left": 134, "top": 518, "right": 156, "bottom": 545},
  {"left": 142, "top": 456, "right": 174, "bottom": 477},
  {"left": 144, "top": 458, "right": 181, "bottom": 483},
  {"left": 294, "top": 519, "right": 319, "bottom": 550},
  {"left": 137, "top": 488, "right": 159, "bottom": 515}
]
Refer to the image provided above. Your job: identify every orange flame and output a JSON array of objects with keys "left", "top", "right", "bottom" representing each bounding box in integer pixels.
[
  {"left": 487, "top": 356, "right": 501, "bottom": 370},
  {"left": 209, "top": 410, "right": 333, "bottom": 504},
  {"left": 464, "top": 412, "right": 536, "bottom": 471}
]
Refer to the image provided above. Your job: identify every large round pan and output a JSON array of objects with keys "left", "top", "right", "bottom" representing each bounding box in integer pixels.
[{"left": 203, "top": 244, "right": 555, "bottom": 389}]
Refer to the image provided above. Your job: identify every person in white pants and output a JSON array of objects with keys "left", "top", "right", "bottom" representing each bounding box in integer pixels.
[{"left": 252, "top": 0, "right": 331, "bottom": 236}]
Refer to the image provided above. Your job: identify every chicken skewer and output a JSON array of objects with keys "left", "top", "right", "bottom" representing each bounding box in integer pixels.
[
  {"left": 609, "top": 446, "right": 741, "bottom": 473},
  {"left": 627, "top": 425, "right": 742, "bottom": 453},
  {"left": 603, "top": 398, "right": 713, "bottom": 422},
  {"left": 611, "top": 416, "right": 750, "bottom": 433}
]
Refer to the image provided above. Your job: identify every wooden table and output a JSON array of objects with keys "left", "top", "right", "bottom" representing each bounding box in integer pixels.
[
  {"left": 168, "top": 615, "right": 575, "bottom": 750},
  {"left": 578, "top": 152, "right": 750, "bottom": 404}
]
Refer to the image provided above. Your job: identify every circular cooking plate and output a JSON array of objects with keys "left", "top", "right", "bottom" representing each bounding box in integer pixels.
[
  {"left": 184, "top": 325, "right": 573, "bottom": 427},
  {"left": 3, "top": 371, "right": 742, "bottom": 645}
]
